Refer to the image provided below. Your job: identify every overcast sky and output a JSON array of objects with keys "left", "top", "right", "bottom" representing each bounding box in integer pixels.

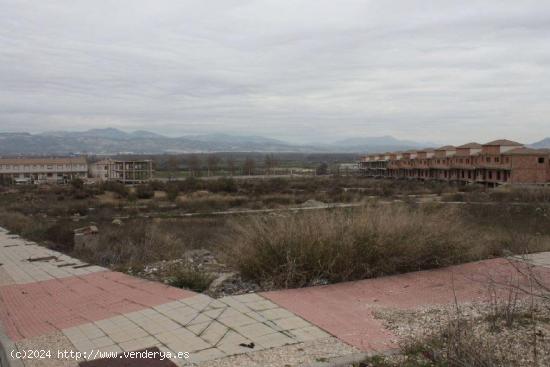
[{"left": 1, "top": 1, "right": 549, "bottom": 144}]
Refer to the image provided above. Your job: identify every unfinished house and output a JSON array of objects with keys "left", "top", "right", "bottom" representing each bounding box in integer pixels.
[
  {"left": 360, "top": 139, "right": 550, "bottom": 186},
  {"left": 360, "top": 153, "right": 389, "bottom": 178},
  {"left": 0, "top": 157, "right": 88, "bottom": 184},
  {"left": 89, "top": 159, "right": 153, "bottom": 184}
]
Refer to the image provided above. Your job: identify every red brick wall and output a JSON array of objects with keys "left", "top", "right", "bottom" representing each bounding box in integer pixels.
[
  {"left": 482, "top": 146, "right": 501, "bottom": 155},
  {"left": 510, "top": 155, "right": 549, "bottom": 184},
  {"left": 456, "top": 148, "right": 470, "bottom": 156}
]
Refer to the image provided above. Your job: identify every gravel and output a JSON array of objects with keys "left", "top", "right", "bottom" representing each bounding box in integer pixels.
[{"left": 369, "top": 297, "right": 550, "bottom": 366}]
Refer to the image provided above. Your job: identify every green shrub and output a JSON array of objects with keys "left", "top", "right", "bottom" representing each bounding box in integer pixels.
[
  {"left": 70, "top": 177, "right": 84, "bottom": 190},
  {"left": 165, "top": 183, "right": 179, "bottom": 201},
  {"left": 177, "top": 177, "right": 202, "bottom": 192},
  {"left": 207, "top": 177, "right": 238, "bottom": 193},
  {"left": 148, "top": 180, "right": 166, "bottom": 191},
  {"left": 168, "top": 268, "right": 215, "bottom": 292},
  {"left": 136, "top": 184, "right": 154, "bottom": 199},
  {"left": 100, "top": 181, "right": 128, "bottom": 197}
]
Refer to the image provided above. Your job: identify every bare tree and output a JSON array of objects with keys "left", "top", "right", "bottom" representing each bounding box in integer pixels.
[
  {"left": 264, "top": 154, "right": 278, "bottom": 175},
  {"left": 243, "top": 157, "right": 255, "bottom": 176},
  {"left": 167, "top": 155, "right": 180, "bottom": 179},
  {"left": 207, "top": 155, "right": 221, "bottom": 177},
  {"left": 186, "top": 154, "right": 201, "bottom": 177},
  {"left": 226, "top": 157, "right": 237, "bottom": 176},
  {"left": 316, "top": 162, "right": 329, "bottom": 175}
]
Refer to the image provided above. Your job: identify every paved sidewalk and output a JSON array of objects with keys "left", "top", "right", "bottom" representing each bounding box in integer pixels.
[
  {"left": 264, "top": 256, "right": 550, "bottom": 352},
  {"left": 0, "top": 226, "right": 549, "bottom": 366},
  {"left": 0, "top": 228, "right": 354, "bottom": 367}
]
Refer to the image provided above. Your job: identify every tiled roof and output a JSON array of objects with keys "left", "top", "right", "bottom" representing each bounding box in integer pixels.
[
  {"left": 456, "top": 142, "right": 482, "bottom": 149},
  {"left": 504, "top": 148, "right": 550, "bottom": 155},
  {"left": 435, "top": 145, "right": 456, "bottom": 150},
  {"left": 483, "top": 139, "right": 523, "bottom": 146},
  {"left": 0, "top": 157, "right": 87, "bottom": 165}
]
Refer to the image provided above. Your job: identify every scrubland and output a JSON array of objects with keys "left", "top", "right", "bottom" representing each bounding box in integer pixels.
[{"left": 0, "top": 177, "right": 549, "bottom": 293}]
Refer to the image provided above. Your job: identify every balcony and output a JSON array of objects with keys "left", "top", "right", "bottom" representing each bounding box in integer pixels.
[{"left": 478, "top": 162, "right": 511, "bottom": 169}]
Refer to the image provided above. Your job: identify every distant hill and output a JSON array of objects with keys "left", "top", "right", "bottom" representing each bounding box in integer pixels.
[
  {"left": 328, "top": 135, "right": 437, "bottom": 153},
  {"left": 0, "top": 128, "right": 435, "bottom": 155},
  {"left": 0, "top": 129, "right": 316, "bottom": 155},
  {"left": 530, "top": 138, "right": 550, "bottom": 149}
]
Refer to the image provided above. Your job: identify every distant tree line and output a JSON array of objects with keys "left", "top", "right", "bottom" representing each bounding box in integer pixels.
[{"left": 119, "top": 152, "right": 359, "bottom": 177}]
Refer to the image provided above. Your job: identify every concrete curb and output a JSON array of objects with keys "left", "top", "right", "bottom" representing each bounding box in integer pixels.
[{"left": 0, "top": 323, "right": 24, "bottom": 367}]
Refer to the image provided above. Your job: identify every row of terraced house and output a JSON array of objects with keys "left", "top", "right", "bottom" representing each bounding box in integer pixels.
[{"left": 360, "top": 139, "right": 550, "bottom": 186}]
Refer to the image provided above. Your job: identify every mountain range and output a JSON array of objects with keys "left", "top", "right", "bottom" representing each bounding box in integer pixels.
[
  {"left": 530, "top": 138, "right": 550, "bottom": 149},
  {"left": 0, "top": 128, "right": 547, "bottom": 155}
]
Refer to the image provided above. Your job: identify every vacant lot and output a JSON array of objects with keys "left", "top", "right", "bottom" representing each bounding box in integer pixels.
[
  {"left": 363, "top": 275, "right": 550, "bottom": 367},
  {"left": 225, "top": 203, "right": 550, "bottom": 288},
  {"left": 0, "top": 178, "right": 549, "bottom": 295}
]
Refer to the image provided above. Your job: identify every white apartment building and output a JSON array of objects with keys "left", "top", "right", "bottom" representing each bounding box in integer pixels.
[
  {"left": 0, "top": 157, "right": 88, "bottom": 184},
  {"left": 89, "top": 159, "right": 153, "bottom": 184}
]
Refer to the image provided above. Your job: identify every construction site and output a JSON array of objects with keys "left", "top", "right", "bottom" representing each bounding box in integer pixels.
[{"left": 360, "top": 139, "right": 550, "bottom": 186}]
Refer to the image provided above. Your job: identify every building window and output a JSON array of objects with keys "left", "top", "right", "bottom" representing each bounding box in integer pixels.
[
  {"left": 486, "top": 157, "right": 490, "bottom": 163},
  {"left": 538, "top": 157, "right": 545, "bottom": 164},
  {"left": 495, "top": 157, "right": 499, "bottom": 163}
]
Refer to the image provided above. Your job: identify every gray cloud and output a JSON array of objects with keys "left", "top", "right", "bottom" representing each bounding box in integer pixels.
[{"left": 1, "top": 0, "right": 550, "bottom": 144}]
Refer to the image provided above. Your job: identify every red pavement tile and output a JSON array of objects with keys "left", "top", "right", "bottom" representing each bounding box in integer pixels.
[
  {"left": 0, "top": 271, "right": 195, "bottom": 341},
  {"left": 263, "top": 258, "right": 550, "bottom": 352}
]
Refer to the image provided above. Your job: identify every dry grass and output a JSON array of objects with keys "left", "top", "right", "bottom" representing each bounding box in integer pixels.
[
  {"left": 442, "top": 186, "right": 550, "bottom": 204},
  {"left": 1, "top": 182, "right": 550, "bottom": 294},
  {"left": 176, "top": 193, "right": 247, "bottom": 212},
  {"left": 365, "top": 286, "right": 550, "bottom": 367},
  {"left": 0, "top": 210, "right": 75, "bottom": 251},
  {"left": 75, "top": 222, "right": 182, "bottom": 268},
  {"left": 96, "top": 191, "right": 122, "bottom": 205},
  {"left": 223, "top": 204, "right": 512, "bottom": 288},
  {"left": 72, "top": 217, "right": 228, "bottom": 269}
]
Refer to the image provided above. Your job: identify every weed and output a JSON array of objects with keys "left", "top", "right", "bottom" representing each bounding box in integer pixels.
[
  {"left": 168, "top": 268, "right": 215, "bottom": 292},
  {"left": 224, "top": 204, "right": 496, "bottom": 288}
]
